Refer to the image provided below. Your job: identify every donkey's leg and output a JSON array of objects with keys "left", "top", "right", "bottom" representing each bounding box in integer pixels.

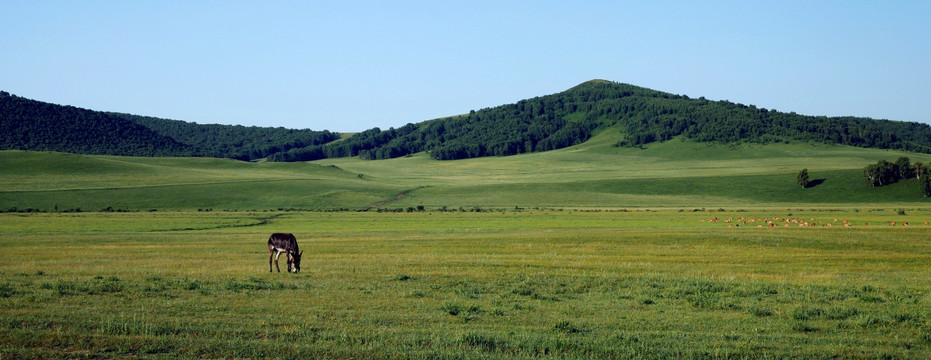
[
  {"left": 273, "top": 251, "right": 282, "bottom": 273},
  {"left": 269, "top": 250, "right": 274, "bottom": 272}
]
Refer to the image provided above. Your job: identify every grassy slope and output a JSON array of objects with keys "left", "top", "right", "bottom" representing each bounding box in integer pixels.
[
  {"left": 0, "top": 151, "right": 402, "bottom": 211},
  {"left": 316, "top": 125, "right": 931, "bottom": 208},
  {"left": 2, "top": 124, "right": 930, "bottom": 211}
]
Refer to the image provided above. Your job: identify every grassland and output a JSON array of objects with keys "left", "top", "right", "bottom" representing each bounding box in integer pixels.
[
  {"left": 3, "top": 130, "right": 931, "bottom": 212},
  {"left": 2, "top": 131, "right": 931, "bottom": 358},
  {"left": 1, "top": 210, "right": 930, "bottom": 359}
]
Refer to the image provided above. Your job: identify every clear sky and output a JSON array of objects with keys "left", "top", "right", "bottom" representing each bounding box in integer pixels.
[{"left": 2, "top": 1, "right": 929, "bottom": 131}]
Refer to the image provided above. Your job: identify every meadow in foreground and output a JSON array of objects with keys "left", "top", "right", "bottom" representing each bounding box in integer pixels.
[{"left": 1, "top": 210, "right": 930, "bottom": 359}]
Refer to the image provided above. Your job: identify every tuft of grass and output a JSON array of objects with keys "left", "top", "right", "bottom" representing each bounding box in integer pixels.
[
  {"left": 224, "top": 277, "right": 297, "bottom": 292},
  {"left": 791, "top": 307, "right": 824, "bottom": 321},
  {"left": 920, "top": 327, "right": 931, "bottom": 343},
  {"left": 40, "top": 277, "right": 124, "bottom": 296},
  {"left": 182, "top": 279, "right": 203, "bottom": 291},
  {"left": 824, "top": 307, "right": 860, "bottom": 320},
  {"left": 749, "top": 306, "right": 773, "bottom": 317},
  {"left": 441, "top": 303, "right": 483, "bottom": 322},
  {"left": 857, "top": 314, "right": 886, "bottom": 329},
  {"left": 460, "top": 332, "right": 507, "bottom": 352},
  {"left": 793, "top": 322, "right": 819, "bottom": 333},
  {"left": 441, "top": 303, "right": 463, "bottom": 316},
  {"left": 553, "top": 320, "right": 588, "bottom": 334},
  {"left": 0, "top": 282, "right": 16, "bottom": 297}
]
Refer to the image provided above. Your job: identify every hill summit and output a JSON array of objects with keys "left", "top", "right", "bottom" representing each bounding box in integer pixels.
[{"left": 269, "top": 80, "right": 931, "bottom": 161}]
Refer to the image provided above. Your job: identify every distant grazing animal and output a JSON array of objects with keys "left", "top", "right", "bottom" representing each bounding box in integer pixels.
[{"left": 268, "top": 233, "right": 303, "bottom": 273}]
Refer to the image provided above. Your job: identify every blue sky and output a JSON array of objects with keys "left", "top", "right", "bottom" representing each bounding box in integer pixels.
[{"left": 2, "top": 1, "right": 929, "bottom": 131}]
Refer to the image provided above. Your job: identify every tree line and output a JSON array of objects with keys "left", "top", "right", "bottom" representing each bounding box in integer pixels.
[
  {"left": 113, "top": 113, "right": 339, "bottom": 161},
  {"left": 270, "top": 80, "right": 931, "bottom": 162},
  {"left": 1, "top": 91, "right": 337, "bottom": 160},
  {"left": 598, "top": 89, "right": 931, "bottom": 153}
]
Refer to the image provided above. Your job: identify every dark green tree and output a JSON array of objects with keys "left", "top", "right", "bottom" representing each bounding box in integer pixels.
[
  {"left": 864, "top": 161, "right": 894, "bottom": 187},
  {"left": 796, "top": 168, "right": 810, "bottom": 188},
  {"left": 894, "top": 157, "right": 912, "bottom": 180}
]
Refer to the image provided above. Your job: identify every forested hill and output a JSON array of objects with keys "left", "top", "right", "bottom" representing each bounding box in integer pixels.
[
  {"left": 0, "top": 91, "right": 193, "bottom": 157},
  {"left": 0, "top": 91, "right": 338, "bottom": 160},
  {"left": 109, "top": 113, "right": 339, "bottom": 160},
  {"left": 4, "top": 81, "right": 931, "bottom": 162},
  {"left": 270, "top": 80, "right": 931, "bottom": 161}
]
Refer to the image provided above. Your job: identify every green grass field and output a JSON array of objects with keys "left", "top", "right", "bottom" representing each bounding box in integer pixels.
[
  {"left": 1, "top": 210, "right": 930, "bottom": 359},
  {"left": 2, "top": 134, "right": 931, "bottom": 358},
  {"left": 2, "top": 132, "right": 930, "bottom": 211}
]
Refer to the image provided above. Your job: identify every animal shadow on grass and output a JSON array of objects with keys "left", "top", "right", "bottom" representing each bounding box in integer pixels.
[{"left": 805, "top": 179, "right": 826, "bottom": 188}]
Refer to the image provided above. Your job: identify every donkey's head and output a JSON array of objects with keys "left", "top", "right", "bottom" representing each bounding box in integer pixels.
[{"left": 289, "top": 250, "right": 303, "bottom": 273}]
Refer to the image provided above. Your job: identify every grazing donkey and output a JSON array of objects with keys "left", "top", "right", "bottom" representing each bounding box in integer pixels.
[{"left": 268, "top": 233, "right": 303, "bottom": 273}]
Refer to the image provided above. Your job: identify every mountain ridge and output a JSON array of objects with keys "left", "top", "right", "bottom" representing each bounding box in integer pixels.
[{"left": 2, "top": 81, "right": 930, "bottom": 161}]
